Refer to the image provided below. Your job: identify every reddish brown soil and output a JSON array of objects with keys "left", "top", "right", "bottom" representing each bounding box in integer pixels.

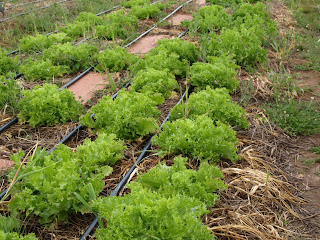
[
  {"left": 67, "top": 72, "right": 110, "bottom": 104},
  {"left": 168, "top": 13, "right": 193, "bottom": 26},
  {"left": 0, "top": 159, "right": 14, "bottom": 170},
  {"left": 128, "top": 34, "right": 172, "bottom": 54},
  {"left": 195, "top": 0, "right": 206, "bottom": 6}
]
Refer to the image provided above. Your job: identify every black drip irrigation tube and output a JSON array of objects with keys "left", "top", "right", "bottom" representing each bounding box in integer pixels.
[
  {"left": 80, "top": 85, "right": 191, "bottom": 240},
  {"left": 0, "top": 0, "right": 191, "bottom": 134},
  {"left": 0, "top": 0, "right": 70, "bottom": 23}
]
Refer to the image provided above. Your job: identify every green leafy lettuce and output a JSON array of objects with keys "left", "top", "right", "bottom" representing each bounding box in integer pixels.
[
  {"left": 81, "top": 90, "right": 160, "bottom": 140},
  {"left": 153, "top": 115, "right": 239, "bottom": 163},
  {"left": 169, "top": 87, "right": 249, "bottom": 128},
  {"left": 17, "top": 84, "right": 83, "bottom": 127},
  {"left": 8, "top": 133, "right": 125, "bottom": 223}
]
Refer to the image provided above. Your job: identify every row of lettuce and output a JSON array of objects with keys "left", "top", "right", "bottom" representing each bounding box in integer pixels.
[
  {"left": 0, "top": 0, "right": 278, "bottom": 239},
  {"left": 0, "top": 0, "right": 170, "bottom": 102}
]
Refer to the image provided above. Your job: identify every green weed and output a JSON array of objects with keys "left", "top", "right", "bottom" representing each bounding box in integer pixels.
[
  {"left": 311, "top": 145, "right": 320, "bottom": 154},
  {"left": 301, "top": 158, "right": 320, "bottom": 168},
  {"left": 268, "top": 69, "right": 302, "bottom": 102},
  {"left": 264, "top": 99, "right": 320, "bottom": 136},
  {"left": 284, "top": 0, "right": 320, "bottom": 71}
]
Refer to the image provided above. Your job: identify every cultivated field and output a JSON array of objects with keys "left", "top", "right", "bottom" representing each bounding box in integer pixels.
[{"left": 0, "top": 0, "right": 319, "bottom": 239}]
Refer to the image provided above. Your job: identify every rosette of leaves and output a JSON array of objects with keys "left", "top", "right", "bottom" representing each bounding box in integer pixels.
[
  {"left": 95, "top": 10, "right": 138, "bottom": 40},
  {"left": 169, "top": 87, "right": 249, "bottom": 128},
  {"left": 81, "top": 90, "right": 160, "bottom": 140},
  {"left": 0, "top": 49, "right": 19, "bottom": 76},
  {"left": 20, "top": 59, "right": 70, "bottom": 81},
  {"left": 205, "top": 0, "right": 242, "bottom": 8},
  {"left": 0, "top": 76, "right": 21, "bottom": 113},
  {"left": 18, "top": 33, "right": 71, "bottom": 53},
  {"left": 95, "top": 46, "right": 140, "bottom": 72},
  {"left": 8, "top": 133, "right": 125, "bottom": 223},
  {"left": 0, "top": 216, "right": 38, "bottom": 239},
  {"left": 92, "top": 185, "right": 214, "bottom": 240},
  {"left": 75, "top": 12, "right": 106, "bottom": 25},
  {"left": 131, "top": 50, "right": 189, "bottom": 77},
  {"left": 153, "top": 115, "right": 239, "bottom": 163},
  {"left": 129, "top": 2, "right": 164, "bottom": 19},
  {"left": 121, "top": 0, "right": 151, "bottom": 8},
  {"left": 202, "top": 27, "right": 267, "bottom": 68},
  {"left": 0, "top": 231, "right": 38, "bottom": 240},
  {"left": 188, "top": 56, "right": 239, "bottom": 92},
  {"left": 233, "top": 2, "right": 272, "bottom": 21},
  {"left": 148, "top": 38, "right": 200, "bottom": 64},
  {"left": 187, "top": 5, "right": 232, "bottom": 34},
  {"left": 43, "top": 43, "right": 98, "bottom": 73},
  {"left": 61, "top": 12, "right": 106, "bottom": 38},
  {"left": 17, "top": 84, "right": 83, "bottom": 127},
  {"left": 131, "top": 68, "right": 178, "bottom": 98},
  {"left": 232, "top": 3, "right": 278, "bottom": 44},
  {"left": 131, "top": 156, "right": 227, "bottom": 206}
]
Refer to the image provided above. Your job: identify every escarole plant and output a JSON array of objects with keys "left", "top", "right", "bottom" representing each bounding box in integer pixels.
[
  {"left": 81, "top": 90, "right": 161, "bottom": 140},
  {"left": 169, "top": 87, "right": 249, "bottom": 129},
  {"left": 7, "top": 133, "right": 125, "bottom": 224},
  {"left": 153, "top": 115, "right": 239, "bottom": 163},
  {"left": 91, "top": 156, "right": 227, "bottom": 239},
  {"left": 130, "top": 68, "right": 179, "bottom": 99},
  {"left": 17, "top": 84, "right": 83, "bottom": 127}
]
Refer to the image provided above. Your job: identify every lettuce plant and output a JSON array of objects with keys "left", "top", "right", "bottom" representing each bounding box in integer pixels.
[
  {"left": 20, "top": 59, "right": 70, "bottom": 81},
  {"left": 129, "top": 3, "right": 164, "bottom": 19},
  {"left": 43, "top": 43, "right": 97, "bottom": 73},
  {"left": 169, "top": 87, "right": 249, "bottom": 128},
  {"left": 8, "top": 133, "right": 125, "bottom": 223},
  {"left": 17, "top": 84, "right": 83, "bottom": 127},
  {"left": 153, "top": 115, "right": 239, "bottom": 163},
  {"left": 189, "top": 59, "right": 239, "bottom": 92},
  {"left": 148, "top": 38, "right": 200, "bottom": 64},
  {"left": 95, "top": 46, "right": 140, "bottom": 72},
  {"left": 81, "top": 90, "right": 160, "bottom": 140},
  {"left": 188, "top": 5, "right": 232, "bottom": 33},
  {"left": 132, "top": 156, "right": 227, "bottom": 206},
  {"left": 0, "top": 50, "right": 19, "bottom": 76},
  {"left": 131, "top": 68, "right": 178, "bottom": 98},
  {"left": 18, "top": 33, "right": 71, "bottom": 53},
  {"left": 202, "top": 27, "right": 267, "bottom": 68},
  {"left": 95, "top": 10, "right": 138, "bottom": 40},
  {"left": 92, "top": 185, "right": 214, "bottom": 240}
]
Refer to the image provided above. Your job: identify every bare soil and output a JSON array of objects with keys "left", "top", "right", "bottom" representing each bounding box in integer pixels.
[{"left": 67, "top": 72, "right": 110, "bottom": 105}]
